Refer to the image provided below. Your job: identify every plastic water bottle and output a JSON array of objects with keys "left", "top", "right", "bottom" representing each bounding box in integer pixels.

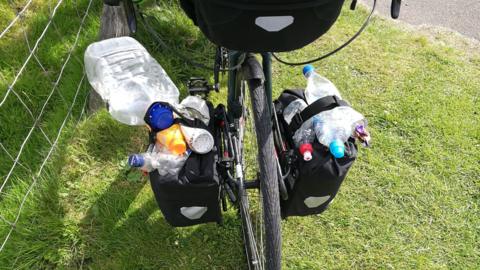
[
  {"left": 303, "top": 65, "right": 342, "bottom": 104},
  {"left": 312, "top": 106, "right": 366, "bottom": 158},
  {"left": 84, "top": 37, "right": 180, "bottom": 125},
  {"left": 128, "top": 152, "right": 159, "bottom": 172},
  {"left": 301, "top": 65, "right": 370, "bottom": 158},
  {"left": 156, "top": 150, "right": 191, "bottom": 177},
  {"left": 180, "top": 124, "right": 214, "bottom": 154},
  {"left": 293, "top": 126, "right": 315, "bottom": 161},
  {"left": 176, "top": 95, "right": 211, "bottom": 126},
  {"left": 128, "top": 149, "right": 190, "bottom": 176},
  {"left": 156, "top": 124, "right": 187, "bottom": 155},
  {"left": 154, "top": 145, "right": 191, "bottom": 177},
  {"left": 283, "top": 99, "right": 308, "bottom": 125}
]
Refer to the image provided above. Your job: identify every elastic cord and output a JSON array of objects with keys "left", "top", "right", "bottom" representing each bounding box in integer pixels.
[
  {"left": 139, "top": 0, "right": 376, "bottom": 68},
  {"left": 271, "top": 0, "right": 377, "bottom": 66}
]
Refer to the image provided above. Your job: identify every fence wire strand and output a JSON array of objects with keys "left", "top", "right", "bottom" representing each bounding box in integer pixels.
[
  {"left": 0, "top": 0, "right": 93, "bottom": 194},
  {"left": 0, "top": 73, "right": 88, "bottom": 252},
  {"left": 0, "top": 0, "right": 94, "bottom": 253},
  {"left": 0, "top": 0, "right": 64, "bottom": 108},
  {"left": 0, "top": 0, "right": 35, "bottom": 40}
]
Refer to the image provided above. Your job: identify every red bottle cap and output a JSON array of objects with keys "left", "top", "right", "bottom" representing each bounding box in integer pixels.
[{"left": 299, "top": 143, "right": 313, "bottom": 161}]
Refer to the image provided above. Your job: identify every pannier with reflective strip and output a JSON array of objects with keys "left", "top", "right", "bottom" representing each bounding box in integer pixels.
[
  {"left": 273, "top": 89, "right": 357, "bottom": 218},
  {"left": 180, "top": 0, "right": 346, "bottom": 52},
  {"left": 148, "top": 101, "right": 222, "bottom": 227}
]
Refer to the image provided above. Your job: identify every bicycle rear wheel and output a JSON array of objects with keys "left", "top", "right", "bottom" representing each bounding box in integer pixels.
[{"left": 236, "top": 56, "right": 282, "bottom": 270}]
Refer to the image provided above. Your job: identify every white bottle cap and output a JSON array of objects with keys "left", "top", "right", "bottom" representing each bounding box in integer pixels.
[{"left": 303, "top": 151, "right": 313, "bottom": 161}]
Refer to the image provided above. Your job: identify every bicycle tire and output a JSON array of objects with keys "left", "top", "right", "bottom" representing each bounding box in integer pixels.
[{"left": 237, "top": 56, "right": 282, "bottom": 270}]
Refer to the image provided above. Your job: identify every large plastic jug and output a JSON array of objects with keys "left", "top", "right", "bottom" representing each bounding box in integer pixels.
[{"left": 84, "top": 37, "right": 180, "bottom": 125}]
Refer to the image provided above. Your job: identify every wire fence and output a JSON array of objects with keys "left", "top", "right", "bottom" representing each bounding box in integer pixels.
[{"left": 0, "top": 0, "right": 95, "bottom": 252}]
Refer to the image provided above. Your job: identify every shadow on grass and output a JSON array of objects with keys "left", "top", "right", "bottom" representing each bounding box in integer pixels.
[
  {"left": 77, "top": 170, "right": 243, "bottom": 269},
  {"left": 2, "top": 2, "right": 245, "bottom": 268},
  {"left": 81, "top": 114, "right": 144, "bottom": 162}
]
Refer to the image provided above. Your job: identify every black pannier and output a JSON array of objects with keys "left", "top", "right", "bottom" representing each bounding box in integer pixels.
[
  {"left": 149, "top": 151, "right": 222, "bottom": 227},
  {"left": 273, "top": 89, "right": 357, "bottom": 218},
  {"left": 148, "top": 102, "right": 222, "bottom": 227},
  {"left": 180, "top": 0, "right": 345, "bottom": 52}
]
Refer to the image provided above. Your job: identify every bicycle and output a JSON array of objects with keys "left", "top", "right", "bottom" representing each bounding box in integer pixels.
[
  {"left": 97, "top": 0, "right": 402, "bottom": 269},
  {"left": 212, "top": 52, "right": 283, "bottom": 269}
]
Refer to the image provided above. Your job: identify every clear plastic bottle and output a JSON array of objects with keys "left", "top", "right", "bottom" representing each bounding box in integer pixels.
[
  {"left": 154, "top": 145, "right": 191, "bottom": 177},
  {"left": 312, "top": 106, "right": 367, "bottom": 158},
  {"left": 293, "top": 126, "right": 315, "bottom": 161},
  {"left": 128, "top": 148, "right": 190, "bottom": 176},
  {"left": 84, "top": 37, "right": 180, "bottom": 125},
  {"left": 128, "top": 152, "right": 159, "bottom": 173},
  {"left": 283, "top": 99, "right": 308, "bottom": 125},
  {"left": 176, "top": 95, "right": 210, "bottom": 126},
  {"left": 313, "top": 121, "right": 349, "bottom": 159},
  {"left": 303, "top": 65, "right": 342, "bottom": 105}
]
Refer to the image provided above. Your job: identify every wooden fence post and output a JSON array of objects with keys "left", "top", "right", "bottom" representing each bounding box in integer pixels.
[{"left": 88, "top": 1, "right": 131, "bottom": 114}]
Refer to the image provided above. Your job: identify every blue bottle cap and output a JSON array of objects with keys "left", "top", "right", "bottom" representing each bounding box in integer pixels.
[
  {"left": 329, "top": 139, "right": 345, "bottom": 159},
  {"left": 128, "top": 154, "right": 144, "bottom": 167},
  {"left": 303, "top": 65, "right": 315, "bottom": 77},
  {"left": 146, "top": 103, "right": 174, "bottom": 131}
]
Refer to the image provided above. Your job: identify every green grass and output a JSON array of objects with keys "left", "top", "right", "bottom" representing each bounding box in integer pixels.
[{"left": 1, "top": 0, "right": 479, "bottom": 269}]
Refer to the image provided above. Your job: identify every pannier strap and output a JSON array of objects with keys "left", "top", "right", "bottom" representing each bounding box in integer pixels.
[
  {"left": 288, "top": 95, "right": 350, "bottom": 133},
  {"left": 144, "top": 101, "right": 209, "bottom": 144}
]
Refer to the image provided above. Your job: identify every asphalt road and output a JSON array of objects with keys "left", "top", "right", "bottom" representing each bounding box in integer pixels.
[{"left": 360, "top": 0, "right": 480, "bottom": 40}]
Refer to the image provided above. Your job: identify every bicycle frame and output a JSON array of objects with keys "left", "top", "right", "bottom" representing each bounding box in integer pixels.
[{"left": 227, "top": 52, "right": 273, "bottom": 120}]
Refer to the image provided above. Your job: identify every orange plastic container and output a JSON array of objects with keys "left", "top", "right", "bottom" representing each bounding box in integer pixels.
[{"left": 156, "top": 124, "right": 187, "bottom": 155}]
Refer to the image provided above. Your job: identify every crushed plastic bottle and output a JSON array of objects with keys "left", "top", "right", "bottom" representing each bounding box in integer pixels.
[
  {"left": 128, "top": 149, "right": 190, "bottom": 177},
  {"left": 156, "top": 150, "right": 191, "bottom": 178},
  {"left": 312, "top": 106, "right": 367, "bottom": 158},
  {"left": 283, "top": 99, "right": 308, "bottom": 125},
  {"left": 84, "top": 37, "right": 180, "bottom": 125},
  {"left": 176, "top": 95, "right": 210, "bottom": 126},
  {"left": 303, "top": 65, "right": 342, "bottom": 104}
]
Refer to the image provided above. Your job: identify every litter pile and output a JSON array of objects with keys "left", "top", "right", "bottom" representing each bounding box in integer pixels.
[{"left": 85, "top": 36, "right": 213, "bottom": 180}]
